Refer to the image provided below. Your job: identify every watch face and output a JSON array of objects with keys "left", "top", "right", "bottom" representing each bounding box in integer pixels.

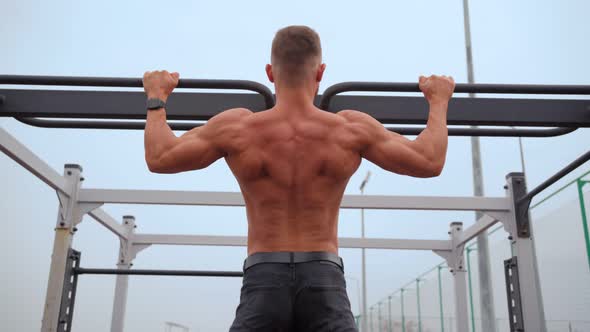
[{"left": 147, "top": 98, "right": 165, "bottom": 110}]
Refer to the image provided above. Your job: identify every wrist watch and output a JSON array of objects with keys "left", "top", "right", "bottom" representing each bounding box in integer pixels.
[{"left": 146, "top": 98, "right": 166, "bottom": 110}]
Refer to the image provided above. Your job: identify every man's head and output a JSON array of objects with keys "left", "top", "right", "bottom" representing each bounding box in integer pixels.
[{"left": 266, "top": 25, "right": 326, "bottom": 88}]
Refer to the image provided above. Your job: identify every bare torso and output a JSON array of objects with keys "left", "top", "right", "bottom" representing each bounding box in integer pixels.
[
  {"left": 224, "top": 106, "right": 362, "bottom": 255},
  {"left": 143, "top": 72, "right": 453, "bottom": 256}
]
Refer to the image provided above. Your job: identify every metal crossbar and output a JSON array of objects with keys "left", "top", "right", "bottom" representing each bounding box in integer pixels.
[{"left": 1, "top": 75, "right": 590, "bottom": 137}]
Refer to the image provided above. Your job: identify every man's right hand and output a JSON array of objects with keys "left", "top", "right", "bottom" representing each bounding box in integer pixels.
[{"left": 419, "top": 75, "right": 455, "bottom": 105}]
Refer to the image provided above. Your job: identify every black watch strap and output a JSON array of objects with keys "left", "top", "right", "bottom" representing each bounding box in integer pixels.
[{"left": 146, "top": 98, "right": 166, "bottom": 110}]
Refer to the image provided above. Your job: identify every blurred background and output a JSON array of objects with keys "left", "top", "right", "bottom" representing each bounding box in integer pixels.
[{"left": 1, "top": 0, "right": 589, "bottom": 331}]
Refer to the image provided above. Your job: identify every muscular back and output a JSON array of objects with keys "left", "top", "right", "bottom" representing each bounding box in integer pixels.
[
  {"left": 143, "top": 72, "right": 453, "bottom": 256},
  {"left": 225, "top": 107, "right": 362, "bottom": 254}
]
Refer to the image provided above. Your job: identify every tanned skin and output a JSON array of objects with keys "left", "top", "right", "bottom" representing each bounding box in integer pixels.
[{"left": 143, "top": 64, "right": 455, "bottom": 255}]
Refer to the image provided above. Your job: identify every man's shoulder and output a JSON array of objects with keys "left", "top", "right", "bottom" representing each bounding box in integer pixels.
[
  {"left": 209, "top": 108, "right": 253, "bottom": 124},
  {"left": 221, "top": 107, "right": 254, "bottom": 118},
  {"left": 336, "top": 109, "right": 372, "bottom": 123}
]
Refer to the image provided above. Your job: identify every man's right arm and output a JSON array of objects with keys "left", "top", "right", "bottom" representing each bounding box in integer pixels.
[{"left": 339, "top": 75, "right": 455, "bottom": 178}]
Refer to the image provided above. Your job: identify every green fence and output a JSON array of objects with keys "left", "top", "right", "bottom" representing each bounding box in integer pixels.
[{"left": 365, "top": 169, "right": 590, "bottom": 332}]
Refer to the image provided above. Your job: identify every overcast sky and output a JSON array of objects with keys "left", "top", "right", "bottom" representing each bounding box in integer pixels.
[{"left": 1, "top": 0, "right": 589, "bottom": 331}]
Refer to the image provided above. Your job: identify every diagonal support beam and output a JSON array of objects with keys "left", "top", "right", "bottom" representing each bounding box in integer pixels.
[
  {"left": 87, "top": 208, "right": 127, "bottom": 240},
  {"left": 458, "top": 213, "right": 504, "bottom": 247},
  {"left": 0, "top": 126, "right": 69, "bottom": 195}
]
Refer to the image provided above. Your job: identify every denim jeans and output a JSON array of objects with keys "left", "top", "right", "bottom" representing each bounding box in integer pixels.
[{"left": 230, "top": 259, "right": 358, "bottom": 331}]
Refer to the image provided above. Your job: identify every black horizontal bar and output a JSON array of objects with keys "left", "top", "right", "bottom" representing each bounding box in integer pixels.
[
  {"left": 320, "top": 81, "right": 590, "bottom": 110},
  {"left": 388, "top": 126, "right": 577, "bottom": 137},
  {"left": 0, "top": 90, "right": 267, "bottom": 120},
  {"left": 519, "top": 150, "right": 590, "bottom": 204},
  {"left": 14, "top": 117, "right": 578, "bottom": 138},
  {"left": 0, "top": 75, "right": 275, "bottom": 109},
  {"left": 2, "top": 90, "right": 590, "bottom": 128},
  {"left": 73, "top": 267, "right": 244, "bottom": 277}
]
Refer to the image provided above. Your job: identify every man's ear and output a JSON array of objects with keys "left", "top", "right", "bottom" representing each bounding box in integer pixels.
[
  {"left": 316, "top": 63, "right": 326, "bottom": 82},
  {"left": 265, "top": 64, "right": 274, "bottom": 83}
]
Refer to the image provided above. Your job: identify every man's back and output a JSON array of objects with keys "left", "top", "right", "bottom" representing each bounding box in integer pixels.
[
  {"left": 141, "top": 25, "right": 454, "bottom": 332},
  {"left": 225, "top": 106, "right": 362, "bottom": 254}
]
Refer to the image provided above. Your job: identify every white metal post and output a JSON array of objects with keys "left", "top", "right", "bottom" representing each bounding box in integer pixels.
[
  {"left": 110, "top": 216, "right": 136, "bottom": 332},
  {"left": 452, "top": 267, "right": 469, "bottom": 332},
  {"left": 436, "top": 222, "right": 469, "bottom": 332},
  {"left": 505, "top": 173, "right": 547, "bottom": 332},
  {"left": 41, "top": 165, "right": 83, "bottom": 332}
]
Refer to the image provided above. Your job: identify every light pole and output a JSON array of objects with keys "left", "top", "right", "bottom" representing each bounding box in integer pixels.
[
  {"left": 360, "top": 170, "right": 372, "bottom": 332},
  {"left": 461, "top": 1, "right": 497, "bottom": 331}
]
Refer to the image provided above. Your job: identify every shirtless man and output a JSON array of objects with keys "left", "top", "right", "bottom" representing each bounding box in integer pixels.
[{"left": 143, "top": 25, "right": 455, "bottom": 332}]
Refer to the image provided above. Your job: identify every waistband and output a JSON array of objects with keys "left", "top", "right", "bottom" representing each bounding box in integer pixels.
[{"left": 243, "top": 251, "right": 343, "bottom": 271}]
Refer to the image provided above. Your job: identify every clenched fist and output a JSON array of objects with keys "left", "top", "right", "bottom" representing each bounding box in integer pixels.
[
  {"left": 143, "top": 70, "right": 180, "bottom": 102},
  {"left": 419, "top": 75, "right": 455, "bottom": 105}
]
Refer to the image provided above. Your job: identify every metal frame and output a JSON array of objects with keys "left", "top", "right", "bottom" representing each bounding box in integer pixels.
[
  {"left": 2, "top": 104, "right": 589, "bottom": 330},
  {"left": 504, "top": 257, "right": 524, "bottom": 332},
  {"left": 57, "top": 249, "right": 81, "bottom": 332},
  {"left": 110, "top": 216, "right": 138, "bottom": 332},
  {"left": 435, "top": 222, "right": 469, "bottom": 332},
  {"left": 2, "top": 75, "right": 590, "bottom": 137}
]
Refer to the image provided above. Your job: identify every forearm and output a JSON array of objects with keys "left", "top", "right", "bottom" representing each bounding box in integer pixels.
[
  {"left": 144, "top": 109, "right": 178, "bottom": 165},
  {"left": 414, "top": 101, "right": 449, "bottom": 168}
]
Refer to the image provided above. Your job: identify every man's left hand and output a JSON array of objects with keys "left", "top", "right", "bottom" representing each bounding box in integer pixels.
[{"left": 143, "top": 70, "right": 180, "bottom": 102}]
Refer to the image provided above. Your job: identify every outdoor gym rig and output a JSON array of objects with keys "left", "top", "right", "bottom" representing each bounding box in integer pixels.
[{"left": 1, "top": 75, "right": 589, "bottom": 332}]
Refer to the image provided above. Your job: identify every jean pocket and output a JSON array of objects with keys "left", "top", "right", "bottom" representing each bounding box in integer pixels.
[{"left": 319, "top": 260, "right": 343, "bottom": 271}]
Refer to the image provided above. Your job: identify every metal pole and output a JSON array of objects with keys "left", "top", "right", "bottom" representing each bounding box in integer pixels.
[
  {"left": 576, "top": 180, "right": 590, "bottom": 271},
  {"left": 506, "top": 173, "right": 547, "bottom": 331},
  {"left": 110, "top": 216, "right": 136, "bottom": 332},
  {"left": 449, "top": 223, "right": 470, "bottom": 332},
  {"left": 401, "top": 289, "right": 406, "bottom": 332},
  {"left": 416, "top": 279, "right": 422, "bottom": 332},
  {"left": 378, "top": 302, "right": 383, "bottom": 332},
  {"left": 438, "top": 265, "right": 445, "bottom": 332},
  {"left": 517, "top": 137, "right": 527, "bottom": 175},
  {"left": 453, "top": 262, "right": 470, "bottom": 332},
  {"left": 369, "top": 307, "right": 374, "bottom": 332},
  {"left": 41, "top": 165, "right": 83, "bottom": 332},
  {"left": 466, "top": 248, "right": 477, "bottom": 332},
  {"left": 388, "top": 296, "right": 392, "bottom": 332},
  {"left": 462, "top": 1, "right": 497, "bottom": 331},
  {"left": 360, "top": 171, "right": 371, "bottom": 332}
]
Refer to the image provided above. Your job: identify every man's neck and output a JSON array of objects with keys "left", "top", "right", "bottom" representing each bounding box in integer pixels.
[{"left": 273, "top": 83, "right": 317, "bottom": 111}]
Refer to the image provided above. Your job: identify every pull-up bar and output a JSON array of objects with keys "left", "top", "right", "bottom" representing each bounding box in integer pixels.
[
  {"left": 319, "top": 81, "right": 590, "bottom": 138},
  {"left": 0, "top": 75, "right": 275, "bottom": 109},
  {"left": 319, "top": 81, "right": 590, "bottom": 110},
  {"left": 74, "top": 267, "right": 244, "bottom": 277},
  {"left": 1, "top": 75, "right": 589, "bottom": 137}
]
